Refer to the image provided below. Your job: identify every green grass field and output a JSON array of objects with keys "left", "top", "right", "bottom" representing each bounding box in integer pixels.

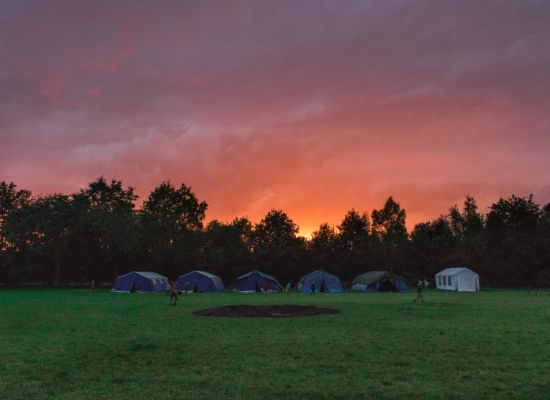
[{"left": 1, "top": 289, "right": 549, "bottom": 399}]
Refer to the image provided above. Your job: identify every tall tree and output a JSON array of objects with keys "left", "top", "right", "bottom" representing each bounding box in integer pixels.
[
  {"left": 542, "top": 203, "right": 550, "bottom": 225},
  {"left": 0, "top": 182, "right": 31, "bottom": 283},
  {"left": 371, "top": 196, "right": 408, "bottom": 244},
  {"left": 140, "top": 182, "right": 207, "bottom": 277},
  {"left": 371, "top": 197, "right": 408, "bottom": 274},
  {"left": 309, "top": 223, "right": 338, "bottom": 269},
  {"left": 337, "top": 209, "right": 370, "bottom": 250},
  {"left": 5, "top": 194, "right": 73, "bottom": 285},
  {"left": 462, "top": 195, "right": 484, "bottom": 239},
  {"left": 410, "top": 216, "right": 458, "bottom": 279},
  {"left": 335, "top": 210, "right": 371, "bottom": 281},
  {"left": 485, "top": 194, "right": 545, "bottom": 286},
  {"left": 448, "top": 205, "right": 465, "bottom": 239},
  {"left": 72, "top": 177, "right": 138, "bottom": 281},
  {"left": 0, "top": 181, "right": 31, "bottom": 251},
  {"left": 252, "top": 209, "right": 306, "bottom": 283},
  {"left": 202, "top": 217, "right": 253, "bottom": 280}
]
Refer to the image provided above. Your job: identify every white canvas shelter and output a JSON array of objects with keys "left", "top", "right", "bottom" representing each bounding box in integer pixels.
[{"left": 435, "top": 267, "right": 480, "bottom": 292}]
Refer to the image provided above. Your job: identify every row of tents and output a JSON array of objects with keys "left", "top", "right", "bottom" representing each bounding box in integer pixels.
[{"left": 112, "top": 267, "right": 480, "bottom": 293}]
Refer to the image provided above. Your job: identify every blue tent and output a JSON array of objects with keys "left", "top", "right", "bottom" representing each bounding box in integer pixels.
[
  {"left": 351, "top": 271, "right": 410, "bottom": 292},
  {"left": 112, "top": 271, "right": 169, "bottom": 293},
  {"left": 232, "top": 270, "right": 282, "bottom": 292},
  {"left": 297, "top": 270, "right": 344, "bottom": 293},
  {"left": 176, "top": 270, "right": 225, "bottom": 292}
]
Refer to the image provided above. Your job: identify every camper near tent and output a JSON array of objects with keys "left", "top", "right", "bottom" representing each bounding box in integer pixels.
[
  {"left": 435, "top": 267, "right": 480, "bottom": 292},
  {"left": 297, "top": 270, "right": 344, "bottom": 293},
  {"left": 112, "top": 271, "right": 169, "bottom": 292},
  {"left": 351, "top": 271, "right": 410, "bottom": 292},
  {"left": 232, "top": 270, "right": 282, "bottom": 292},
  {"left": 176, "top": 270, "right": 225, "bottom": 292}
]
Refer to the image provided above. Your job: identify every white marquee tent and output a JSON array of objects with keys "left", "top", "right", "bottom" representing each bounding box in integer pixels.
[{"left": 435, "top": 267, "right": 480, "bottom": 292}]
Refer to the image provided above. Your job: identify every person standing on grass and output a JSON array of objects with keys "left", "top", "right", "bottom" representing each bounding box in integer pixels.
[
  {"left": 310, "top": 280, "right": 316, "bottom": 296},
  {"left": 170, "top": 281, "right": 178, "bottom": 306},
  {"left": 90, "top": 280, "right": 96, "bottom": 293},
  {"left": 413, "top": 280, "right": 424, "bottom": 303},
  {"left": 285, "top": 282, "right": 291, "bottom": 293}
]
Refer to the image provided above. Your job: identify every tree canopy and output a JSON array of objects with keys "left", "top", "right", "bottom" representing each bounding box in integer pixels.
[{"left": 1, "top": 178, "right": 549, "bottom": 288}]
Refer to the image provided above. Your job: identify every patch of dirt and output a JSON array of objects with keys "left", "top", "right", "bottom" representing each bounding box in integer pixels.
[{"left": 193, "top": 305, "right": 339, "bottom": 318}]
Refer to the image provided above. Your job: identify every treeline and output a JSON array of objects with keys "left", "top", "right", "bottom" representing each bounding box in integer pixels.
[{"left": 1, "top": 178, "right": 550, "bottom": 288}]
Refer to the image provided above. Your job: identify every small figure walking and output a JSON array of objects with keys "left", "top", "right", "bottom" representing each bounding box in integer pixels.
[
  {"left": 285, "top": 282, "right": 291, "bottom": 293},
  {"left": 310, "top": 280, "right": 316, "bottom": 296},
  {"left": 90, "top": 279, "right": 96, "bottom": 293},
  {"left": 413, "top": 280, "right": 424, "bottom": 303},
  {"left": 170, "top": 281, "right": 178, "bottom": 306}
]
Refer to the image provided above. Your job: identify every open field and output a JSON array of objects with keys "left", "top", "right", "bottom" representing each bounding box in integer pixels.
[{"left": 1, "top": 289, "right": 549, "bottom": 399}]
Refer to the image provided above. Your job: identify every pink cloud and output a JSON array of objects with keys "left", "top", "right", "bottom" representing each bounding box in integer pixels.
[
  {"left": 1, "top": 1, "right": 550, "bottom": 236},
  {"left": 39, "top": 70, "right": 66, "bottom": 99}
]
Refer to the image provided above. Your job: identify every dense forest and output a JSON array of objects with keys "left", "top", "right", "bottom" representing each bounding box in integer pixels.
[{"left": 1, "top": 178, "right": 549, "bottom": 288}]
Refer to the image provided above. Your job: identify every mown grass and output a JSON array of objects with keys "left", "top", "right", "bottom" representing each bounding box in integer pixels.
[{"left": 1, "top": 289, "right": 549, "bottom": 399}]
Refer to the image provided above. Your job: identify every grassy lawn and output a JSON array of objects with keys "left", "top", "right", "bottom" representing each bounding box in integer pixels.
[{"left": 1, "top": 289, "right": 549, "bottom": 399}]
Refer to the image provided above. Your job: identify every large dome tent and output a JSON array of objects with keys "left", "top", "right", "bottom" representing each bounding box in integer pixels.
[
  {"left": 176, "top": 270, "right": 225, "bottom": 292},
  {"left": 297, "top": 270, "right": 344, "bottom": 293},
  {"left": 112, "top": 271, "right": 169, "bottom": 293},
  {"left": 351, "top": 271, "right": 410, "bottom": 292},
  {"left": 232, "top": 270, "right": 282, "bottom": 292}
]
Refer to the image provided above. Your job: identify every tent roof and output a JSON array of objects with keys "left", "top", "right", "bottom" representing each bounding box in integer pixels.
[
  {"left": 436, "top": 267, "right": 477, "bottom": 276},
  {"left": 178, "top": 270, "right": 221, "bottom": 280},
  {"left": 118, "top": 271, "right": 167, "bottom": 280},
  {"left": 353, "top": 271, "right": 405, "bottom": 285},
  {"left": 236, "top": 270, "right": 279, "bottom": 282},
  {"left": 301, "top": 269, "right": 339, "bottom": 279}
]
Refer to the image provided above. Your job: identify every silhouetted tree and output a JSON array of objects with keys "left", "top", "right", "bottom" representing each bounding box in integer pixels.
[
  {"left": 462, "top": 195, "right": 484, "bottom": 239},
  {"left": 252, "top": 209, "right": 306, "bottom": 283},
  {"left": 309, "top": 223, "right": 338, "bottom": 269},
  {"left": 71, "top": 177, "right": 138, "bottom": 282},
  {"left": 202, "top": 217, "right": 253, "bottom": 281},
  {"left": 6, "top": 194, "right": 74, "bottom": 285},
  {"left": 140, "top": 182, "right": 207, "bottom": 277},
  {"left": 410, "top": 216, "right": 458, "bottom": 279},
  {"left": 371, "top": 196, "right": 408, "bottom": 244},
  {"left": 484, "top": 195, "right": 546, "bottom": 286},
  {"left": 335, "top": 210, "right": 371, "bottom": 281},
  {"left": 2, "top": 177, "right": 549, "bottom": 289},
  {"left": 0, "top": 181, "right": 32, "bottom": 282},
  {"left": 0, "top": 182, "right": 31, "bottom": 251},
  {"left": 371, "top": 197, "right": 408, "bottom": 274}
]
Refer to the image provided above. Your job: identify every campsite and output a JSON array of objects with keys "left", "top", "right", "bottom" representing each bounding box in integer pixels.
[
  {"left": 1, "top": 288, "right": 549, "bottom": 399},
  {"left": 2, "top": 1, "right": 550, "bottom": 399}
]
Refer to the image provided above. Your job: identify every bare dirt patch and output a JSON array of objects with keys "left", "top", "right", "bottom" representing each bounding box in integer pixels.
[{"left": 193, "top": 305, "right": 339, "bottom": 318}]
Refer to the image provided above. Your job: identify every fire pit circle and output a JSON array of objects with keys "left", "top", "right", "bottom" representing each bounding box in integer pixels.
[{"left": 193, "top": 305, "right": 339, "bottom": 318}]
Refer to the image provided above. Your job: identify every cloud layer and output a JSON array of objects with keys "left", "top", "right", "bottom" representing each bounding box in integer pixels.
[{"left": 1, "top": 0, "right": 550, "bottom": 235}]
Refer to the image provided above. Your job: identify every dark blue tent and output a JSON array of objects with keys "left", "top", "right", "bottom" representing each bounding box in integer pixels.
[
  {"left": 297, "top": 270, "right": 344, "bottom": 293},
  {"left": 112, "top": 271, "right": 169, "bottom": 293},
  {"left": 176, "top": 270, "right": 225, "bottom": 292},
  {"left": 232, "top": 270, "right": 282, "bottom": 292},
  {"left": 351, "top": 271, "right": 410, "bottom": 292}
]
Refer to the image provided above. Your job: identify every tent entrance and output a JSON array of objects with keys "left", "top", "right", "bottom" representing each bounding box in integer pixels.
[{"left": 378, "top": 279, "right": 398, "bottom": 292}]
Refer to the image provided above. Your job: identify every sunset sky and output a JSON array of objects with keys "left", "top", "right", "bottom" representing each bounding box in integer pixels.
[{"left": 1, "top": 1, "right": 550, "bottom": 237}]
